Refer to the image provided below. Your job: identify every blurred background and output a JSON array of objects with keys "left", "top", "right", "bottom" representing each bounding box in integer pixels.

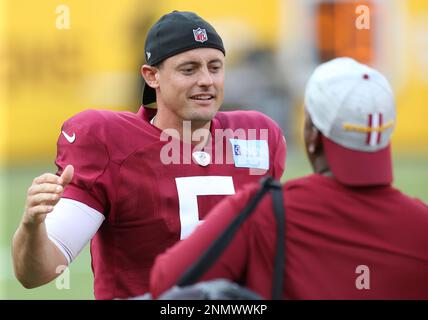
[{"left": 0, "top": 0, "right": 427, "bottom": 299}]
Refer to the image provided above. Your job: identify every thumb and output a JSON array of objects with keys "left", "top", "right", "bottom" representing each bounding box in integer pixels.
[{"left": 59, "top": 164, "right": 74, "bottom": 187}]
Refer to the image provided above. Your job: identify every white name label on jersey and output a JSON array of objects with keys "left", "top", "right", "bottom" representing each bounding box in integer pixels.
[{"left": 229, "top": 139, "right": 269, "bottom": 170}]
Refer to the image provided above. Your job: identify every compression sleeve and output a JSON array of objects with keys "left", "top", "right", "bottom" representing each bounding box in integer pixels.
[{"left": 45, "top": 198, "right": 105, "bottom": 264}]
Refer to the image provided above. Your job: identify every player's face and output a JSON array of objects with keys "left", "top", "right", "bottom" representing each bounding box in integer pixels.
[{"left": 156, "top": 48, "right": 225, "bottom": 123}]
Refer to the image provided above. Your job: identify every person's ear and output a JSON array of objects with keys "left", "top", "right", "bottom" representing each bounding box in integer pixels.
[
  {"left": 308, "top": 126, "right": 322, "bottom": 155},
  {"left": 141, "top": 65, "right": 160, "bottom": 89}
]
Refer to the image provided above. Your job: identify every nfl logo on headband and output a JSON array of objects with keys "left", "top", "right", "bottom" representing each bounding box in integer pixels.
[{"left": 193, "top": 28, "right": 208, "bottom": 43}]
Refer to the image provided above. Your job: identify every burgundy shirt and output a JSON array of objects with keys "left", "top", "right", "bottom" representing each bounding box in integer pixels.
[
  {"left": 150, "top": 174, "right": 428, "bottom": 299},
  {"left": 55, "top": 106, "right": 286, "bottom": 299}
]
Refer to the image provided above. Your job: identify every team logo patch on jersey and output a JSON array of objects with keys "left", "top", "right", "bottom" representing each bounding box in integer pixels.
[
  {"left": 229, "top": 139, "right": 269, "bottom": 170},
  {"left": 193, "top": 28, "right": 208, "bottom": 43}
]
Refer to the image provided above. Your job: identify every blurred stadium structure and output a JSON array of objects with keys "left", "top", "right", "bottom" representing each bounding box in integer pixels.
[{"left": 0, "top": 0, "right": 427, "bottom": 299}]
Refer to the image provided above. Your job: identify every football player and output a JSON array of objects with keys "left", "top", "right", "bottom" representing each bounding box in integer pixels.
[{"left": 12, "top": 11, "right": 286, "bottom": 299}]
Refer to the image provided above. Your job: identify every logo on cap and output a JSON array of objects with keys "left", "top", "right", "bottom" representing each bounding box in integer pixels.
[
  {"left": 343, "top": 112, "right": 394, "bottom": 147},
  {"left": 193, "top": 28, "right": 208, "bottom": 43},
  {"left": 146, "top": 52, "right": 151, "bottom": 61}
]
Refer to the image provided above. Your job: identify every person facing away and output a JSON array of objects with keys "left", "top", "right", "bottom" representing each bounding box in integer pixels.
[
  {"left": 12, "top": 11, "right": 286, "bottom": 299},
  {"left": 150, "top": 57, "right": 428, "bottom": 299}
]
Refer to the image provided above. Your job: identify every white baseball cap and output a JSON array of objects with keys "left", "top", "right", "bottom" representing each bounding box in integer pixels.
[{"left": 304, "top": 57, "right": 396, "bottom": 186}]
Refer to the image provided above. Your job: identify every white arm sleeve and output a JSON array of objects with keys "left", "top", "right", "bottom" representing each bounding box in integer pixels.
[{"left": 45, "top": 198, "right": 105, "bottom": 264}]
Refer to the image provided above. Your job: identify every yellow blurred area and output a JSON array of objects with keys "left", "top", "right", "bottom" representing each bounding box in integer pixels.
[
  {"left": 394, "top": 0, "right": 428, "bottom": 152},
  {"left": 1, "top": 0, "right": 428, "bottom": 164},
  {"left": 3, "top": 0, "right": 156, "bottom": 161},
  {"left": 0, "top": 0, "right": 6, "bottom": 299},
  {"left": 2, "top": 0, "right": 282, "bottom": 163},
  {"left": 0, "top": 0, "right": 6, "bottom": 167}
]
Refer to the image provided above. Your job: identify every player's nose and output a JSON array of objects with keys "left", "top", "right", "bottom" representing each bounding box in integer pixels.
[{"left": 197, "top": 67, "right": 214, "bottom": 87}]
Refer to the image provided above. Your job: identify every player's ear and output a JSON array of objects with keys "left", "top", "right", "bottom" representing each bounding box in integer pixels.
[
  {"left": 308, "top": 126, "right": 322, "bottom": 154},
  {"left": 141, "top": 65, "right": 160, "bottom": 89},
  {"left": 304, "top": 110, "right": 322, "bottom": 155}
]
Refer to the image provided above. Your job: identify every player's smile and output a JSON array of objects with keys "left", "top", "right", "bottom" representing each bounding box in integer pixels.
[{"left": 189, "top": 93, "right": 216, "bottom": 106}]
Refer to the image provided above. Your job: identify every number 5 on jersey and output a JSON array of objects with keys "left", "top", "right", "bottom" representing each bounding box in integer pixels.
[{"left": 175, "top": 176, "right": 235, "bottom": 239}]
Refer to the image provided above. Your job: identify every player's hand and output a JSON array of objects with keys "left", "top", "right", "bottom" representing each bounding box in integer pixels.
[{"left": 22, "top": 165, "right": 74, "bottom": 226}]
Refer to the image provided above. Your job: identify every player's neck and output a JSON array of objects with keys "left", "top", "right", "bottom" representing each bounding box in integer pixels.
[
  {"left": 151, "top": 114, "right": 212, "bottom": 146},
  {"left": 311, "top": 154, "right": 332, "bottom": 177}
]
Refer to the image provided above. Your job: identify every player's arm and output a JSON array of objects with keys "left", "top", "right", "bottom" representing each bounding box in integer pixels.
[
  {"left": 12, "top": 164, "right": 106, "bottom": 289},
  {"left": 13, "top": 110, "right": 110, "bottom": 288},
  {"left": 12, "top": 165, "right": 74, "bottom": 288}
]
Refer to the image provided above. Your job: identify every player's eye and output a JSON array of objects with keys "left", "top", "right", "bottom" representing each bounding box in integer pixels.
[
  {"left": 180, "top": 67, "right": 196, "bottom": 75},
  {"left": 209, "top": 64, "right": 222, "bottom": 73}
]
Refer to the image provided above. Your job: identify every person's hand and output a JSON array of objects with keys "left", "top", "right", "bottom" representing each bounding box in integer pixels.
[{"left": 22, "top": 165, "right": 74, "bottom": 226}]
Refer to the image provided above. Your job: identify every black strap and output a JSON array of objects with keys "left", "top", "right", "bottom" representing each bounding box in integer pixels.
[
  {"left": 177, "top": 176, "right": 285, "bottom": 300},
  {"left": 271, "top": 182, "right": 285, "bottom": 300}
]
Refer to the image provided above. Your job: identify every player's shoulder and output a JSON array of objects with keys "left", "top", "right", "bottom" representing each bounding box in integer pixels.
[
  {"left": 284, "top": 174, "right": 331, "bottom": 195},
  {"left": 216, "top": 110, "right": 281, "bottom": 130},
  {"left": 61, "top": 108, "right": 148, "bottom": 142},
  {"left": 60, "top": 109, "right": 149, "bottom": 150},
  {"left": 63, "top": 108, "right": 140, "bottom": 130},
  {"left": 390, "top": 186, "right": 428, "bottom": 212},
  {"left": 60, "top": 108, "right": 152, "bottom": 155}
]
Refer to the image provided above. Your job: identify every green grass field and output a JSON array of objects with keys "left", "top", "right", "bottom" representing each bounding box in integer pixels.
[{"left": 1, "top": 149, "right": 427, "bottom": 299}]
